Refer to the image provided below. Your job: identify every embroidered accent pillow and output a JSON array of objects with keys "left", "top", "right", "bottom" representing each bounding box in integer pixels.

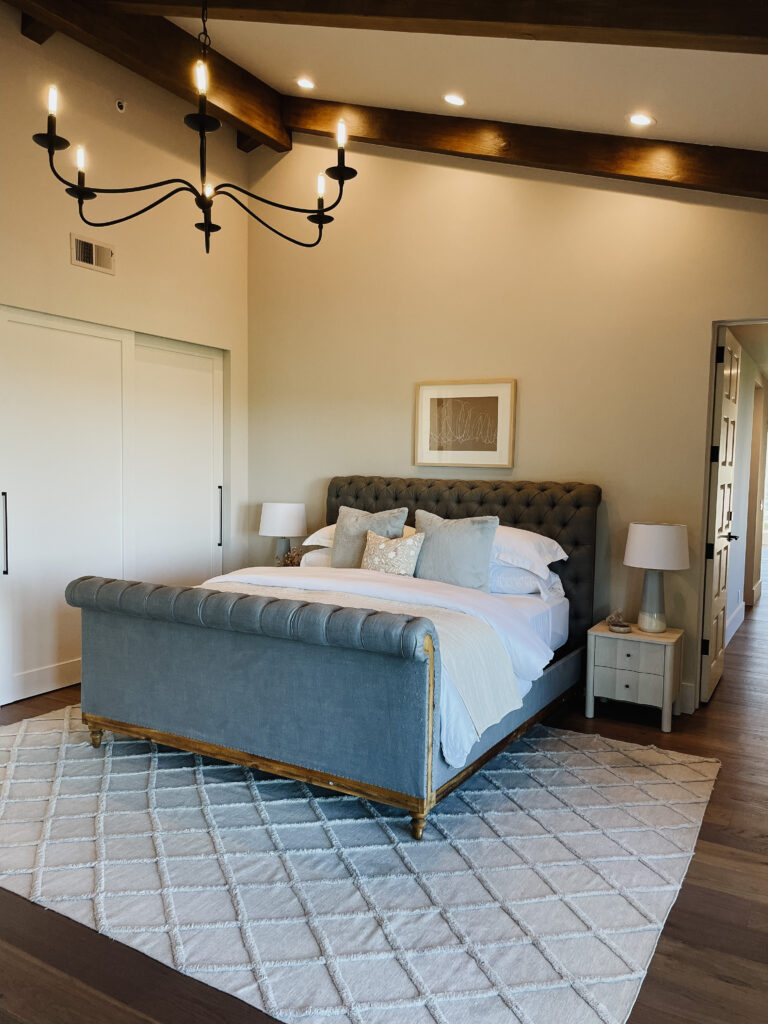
[{"left": 361, "top": 530, "right": 425, "bottom": 576}]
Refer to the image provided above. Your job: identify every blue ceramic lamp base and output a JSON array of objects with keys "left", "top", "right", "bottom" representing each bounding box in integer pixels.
[
  {"left": 638, "top": 568, "right": 666, "bottom": 633},
  {"left": 275, "top": 537, "right": 290, "bottom": 562}
]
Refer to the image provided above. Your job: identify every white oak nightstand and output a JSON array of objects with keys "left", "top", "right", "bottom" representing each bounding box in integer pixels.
[{"left": 585, "top": 621, "right": 683, "bottom": 732}]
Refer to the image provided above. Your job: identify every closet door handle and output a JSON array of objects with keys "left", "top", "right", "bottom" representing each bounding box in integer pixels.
[
  {"left": 2, "top": 492, "right": 8, "bottom": 575},
  {"left": 218, "top": 485, "right": 223, "bottom": 547}
]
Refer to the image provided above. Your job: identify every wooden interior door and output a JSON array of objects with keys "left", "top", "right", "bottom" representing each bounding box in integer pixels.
[
  {"left": 701, "top": 330, "right": 742, "bottom": 702},
  {"left": 743, "top": 382, "right": 766, "bottom": 606}
]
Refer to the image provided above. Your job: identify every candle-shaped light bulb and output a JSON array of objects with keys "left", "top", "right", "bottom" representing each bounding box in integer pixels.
[
  {"left": 48, "top": 85, "right": 58, "bottom": 116},
  {"left": 195, "top": 60, "right": 208, "bottom": 96},
  {"left": 336, "top": 119, "right": 347, "bottom": 149},
  {"left": 316, "top": 173, "right": 326, "bottom": 200},
  {"left": 203, "top": 183, "right": 214, "bottom": 199},
  {"left": 76, "top": 146, "right": 86, "bottom": 172}
]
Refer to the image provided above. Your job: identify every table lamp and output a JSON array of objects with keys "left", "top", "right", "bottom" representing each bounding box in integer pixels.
[
  {"left": 624, "top": 522, "right": 689, "bottom": 633},
  {"left": 259, "top": 502, "right": 307, "bottom": 562}
]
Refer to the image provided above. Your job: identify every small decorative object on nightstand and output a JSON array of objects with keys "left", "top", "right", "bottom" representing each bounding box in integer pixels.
[
  {"left": 259, "top": 502, "right": 307, "bottom": 563},
  {"left": 623, "top": 522, "right": 689, "bottom": 633},
  {"left": 606, "top": 610, "right": 631, "bottom": 633},
  {"left": 585, "top": 621, "right": 683, "bottom": 732},
  {"left": 279, "top": 546, "right": 304, "bottom": 567}
]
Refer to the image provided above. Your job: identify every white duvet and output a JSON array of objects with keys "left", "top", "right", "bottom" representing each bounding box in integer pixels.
[{"left": 202, "top": 567, "right": 554, "bottom": 766}]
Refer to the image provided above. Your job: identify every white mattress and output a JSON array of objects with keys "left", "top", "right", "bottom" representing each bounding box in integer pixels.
[{"left": 495, "top": 593, "right": 570, "bottom": 652}]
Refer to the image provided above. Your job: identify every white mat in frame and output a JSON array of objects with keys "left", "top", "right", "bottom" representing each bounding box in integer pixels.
[{"left": 0, "top": 707, "right": 719, "bottom": 1024}]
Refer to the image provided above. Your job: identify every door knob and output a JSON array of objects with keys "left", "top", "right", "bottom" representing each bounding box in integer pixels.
[{"left": 725, "top": 533, "right": 739, "bottom": 542}]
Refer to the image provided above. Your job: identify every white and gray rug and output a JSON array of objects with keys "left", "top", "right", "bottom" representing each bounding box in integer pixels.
[{"left": 0, "top": 706, "right": 719, "bottom": 1024}]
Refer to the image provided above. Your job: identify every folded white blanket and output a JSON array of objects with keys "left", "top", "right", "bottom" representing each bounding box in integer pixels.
[{"left": 202, "top": 568, "right": 554, "bottom": 754}]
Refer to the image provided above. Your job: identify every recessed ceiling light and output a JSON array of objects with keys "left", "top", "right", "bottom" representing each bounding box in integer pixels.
[
  {"left": 296, "top": 77, "right": 315, "bottom": 90},
  {"left": 444, "top": 93, "right": 465, "bottom": 107},
  {"left": 628, "top": 112, "right": 656, "bottom": 127}
]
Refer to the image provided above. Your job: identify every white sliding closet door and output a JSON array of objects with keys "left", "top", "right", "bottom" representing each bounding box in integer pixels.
[
  {"left": 128, "top": 337, "right": 223, "bottom": 586},
  {"left": 0, "top": 308, "right": 127, "bottom": 705}
]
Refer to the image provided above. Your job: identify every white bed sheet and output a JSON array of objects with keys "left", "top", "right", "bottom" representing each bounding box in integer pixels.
[
  {"left": 495, "top": 594, "right": 570, "bottom": 653},
  {"left": 440, "top": 593, "right": 569, "bottom": 767}
]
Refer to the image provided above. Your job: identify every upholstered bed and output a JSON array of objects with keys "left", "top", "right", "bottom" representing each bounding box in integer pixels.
[{"left": 66, "top": 476, "right": 601, "bottom": 839}]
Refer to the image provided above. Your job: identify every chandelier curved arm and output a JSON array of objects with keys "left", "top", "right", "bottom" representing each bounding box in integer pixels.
[
  {"left": 216, "top": 190, "right": 323, "bottom": 248},
  {"left": 48, "top": 150, "right": 197, "bottom": 196},
  {"left": 213, "top": 179, "right": 344, "bottom": 216},
  {"left": 76, "top": 185, "right": 197, "bottom": 229}
]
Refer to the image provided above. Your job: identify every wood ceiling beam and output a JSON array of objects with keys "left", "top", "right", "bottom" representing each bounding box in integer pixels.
[
  {"left": 108, "top": 2, "right": 768, "bottom": 55},
  {"left": 6, "top": 0, "right": 291, "bottom": 151},
  {"left": 283, "top": 97, "right": 768, "bottom": 202},
  {"left": 11, "top": 3, "right": 768, "bottom": 200},
  {"left": 20, "top": 12, "right": 56, "bottom": 43}
]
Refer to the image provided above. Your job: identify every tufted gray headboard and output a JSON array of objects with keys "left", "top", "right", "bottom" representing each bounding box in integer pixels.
[{"left": 327, "top": 476, "right": 602, "bottom": 652}]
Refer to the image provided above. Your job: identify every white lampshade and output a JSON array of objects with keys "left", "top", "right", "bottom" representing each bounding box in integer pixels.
[
  {"left": 624, "top": 523, "right": 690, "bottom": 571},
  {"left": 259, "top": 502, "right": 307, "bottom": 538}
]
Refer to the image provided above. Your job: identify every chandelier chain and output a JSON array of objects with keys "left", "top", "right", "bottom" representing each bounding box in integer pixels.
[{"left": 198, "top": 1, "right": 211, "bottom": 55}]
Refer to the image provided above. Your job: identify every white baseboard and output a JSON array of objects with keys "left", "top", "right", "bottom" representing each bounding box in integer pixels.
[
  {"left": 725, "top": 602, "right": 746, "bottom": 647},
  {"left": 0, "top": 658, "right": 81, "bottom": 708},
  {"left": 676, "top": 681, "right": 697, "bottom": 715}
]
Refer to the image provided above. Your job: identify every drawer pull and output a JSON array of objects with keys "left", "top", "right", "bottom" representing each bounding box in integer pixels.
[
  {"left": 626, "top": 652, "right": 631, "bottom": 657},
  {"left": 624, "top": 683, "right": 630, "bottom": 688}
]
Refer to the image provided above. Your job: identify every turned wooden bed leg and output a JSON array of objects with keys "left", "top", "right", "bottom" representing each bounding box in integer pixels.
[
  {"left": 89, "top": 728, "right": 104, "bottom": 749},
  {"left": 410, "top": 813, "right": 427, "bottom": 840}
]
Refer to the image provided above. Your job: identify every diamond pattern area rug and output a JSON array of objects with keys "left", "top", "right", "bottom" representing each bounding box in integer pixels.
[{"left": 0, "top": 707, "right": 718, "bottom": 1024}]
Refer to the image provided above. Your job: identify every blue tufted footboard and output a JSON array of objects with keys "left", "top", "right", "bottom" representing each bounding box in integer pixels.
[{"left": 66, "top": 576, "right": 442, "bottom": 837}]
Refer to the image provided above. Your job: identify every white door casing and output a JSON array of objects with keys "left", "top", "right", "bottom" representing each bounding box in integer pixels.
[{"left": 701, "top": 330, "right": 741, "bottom": 702}]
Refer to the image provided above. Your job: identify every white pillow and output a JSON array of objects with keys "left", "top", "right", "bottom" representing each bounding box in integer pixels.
[
  {"left": 299, "top": 548, "right": 332, "bottom": 567},
  {"left": 492, "top": 526, "right": 567, "bottom": 579},
  {"left": 303, "top": 524, "right": 336, "bottom": 548},
  {"left": 303, "top": 523, "right": 415, "bottom": 548},
  {"left": 489, "top": 564, "right": 565, "bottom": 598}
]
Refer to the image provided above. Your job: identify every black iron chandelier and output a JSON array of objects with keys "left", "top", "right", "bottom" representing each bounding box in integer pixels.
[{"left": 32, "top": 2, "right": 356, "bottom": 253}]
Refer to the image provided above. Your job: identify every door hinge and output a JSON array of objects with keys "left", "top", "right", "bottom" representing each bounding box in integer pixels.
[
  {"left": 705, "top": 542, "right": 714, "bottom": 559},
  {"left": 710, "top": 444, "right": 719, "bottom": 463},
  {"left": 701, "top": 637, "right": 710, "bottom": 656},
  {"left": 715, "top": 345, "right": 725, "bottom": 364}
]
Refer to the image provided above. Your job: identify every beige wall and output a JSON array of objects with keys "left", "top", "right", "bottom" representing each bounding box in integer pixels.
[
  {"left": 0, "top": 3, "right": 249, "bottom": 565},
  {"left": 247, "top": 134, "right": 768, "bottom": 692}
]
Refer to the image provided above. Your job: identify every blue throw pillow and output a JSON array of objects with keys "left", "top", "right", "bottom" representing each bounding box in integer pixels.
[
  {"left": 331, "top": 505, "right": 409, "bottom": 568},
  {"left": 414, "top": 510, "right": 499, "bottom": 591}
]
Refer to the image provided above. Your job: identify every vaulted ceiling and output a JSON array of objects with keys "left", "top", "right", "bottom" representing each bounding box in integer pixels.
[
  {"left": 171, "top": 18, "right": 768, "bottom": 152},
  {"left": 9, "top": 2, "right": 768, "bottom": 200}
]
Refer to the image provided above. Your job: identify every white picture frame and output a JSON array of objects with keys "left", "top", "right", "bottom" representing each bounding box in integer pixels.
[{"left": 414, "top": 379, "right": 516, "bottom": 468}]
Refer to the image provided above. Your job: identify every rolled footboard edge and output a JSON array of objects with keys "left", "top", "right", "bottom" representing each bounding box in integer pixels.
[{"left": 65, "top": 575, "right": 436, "bottom": 660}]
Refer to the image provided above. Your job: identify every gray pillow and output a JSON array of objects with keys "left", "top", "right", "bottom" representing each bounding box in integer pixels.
[
  {"left": 331, "top": 505, "right": 409, "bottom": 568},
  {"left": 414, "top": 509, "right": 499, "bottom": 591}
]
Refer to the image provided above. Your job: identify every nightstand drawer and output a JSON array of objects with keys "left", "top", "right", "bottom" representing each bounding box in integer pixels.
[
  {"left": 593, "top": 667, "right": 664, "bottom": 707},
  {"left": 594, "top": 636, "right": 664, "bottom": 675}
]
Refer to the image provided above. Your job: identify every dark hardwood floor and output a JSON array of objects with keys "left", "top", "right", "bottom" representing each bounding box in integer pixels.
[{"left": 1, "top": 594, "right": 767, "bottom": 1023}]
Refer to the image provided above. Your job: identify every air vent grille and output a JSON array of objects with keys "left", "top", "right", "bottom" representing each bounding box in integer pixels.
[{"left": 70, "top": 233, "right": 115, "bottom": 275}]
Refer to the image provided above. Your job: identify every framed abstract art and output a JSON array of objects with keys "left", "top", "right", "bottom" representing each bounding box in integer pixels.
[{"left": 414, "top": 379, "right": 516, "bottom": 468}]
